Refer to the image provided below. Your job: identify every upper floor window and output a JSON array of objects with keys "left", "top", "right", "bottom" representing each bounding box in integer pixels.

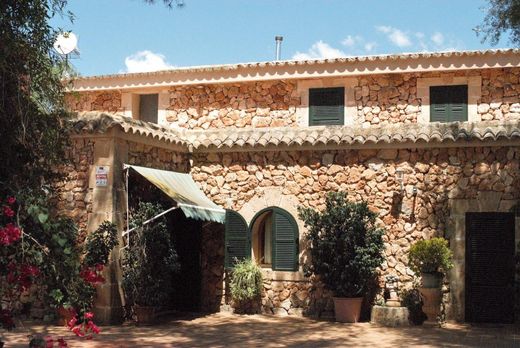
[
  {"left": 135, "top": 93, "right": 159, "bottom": 123},
  {"left": 309, "top": 87, "right": 345, "bottom": 126},
  {"left": 430, "top": 85, "right": 468, "bottom": 122}
]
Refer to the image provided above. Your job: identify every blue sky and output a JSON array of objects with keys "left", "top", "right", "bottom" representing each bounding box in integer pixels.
[{"left": 52, "top": 0, "right": 509, "bottom": 76}]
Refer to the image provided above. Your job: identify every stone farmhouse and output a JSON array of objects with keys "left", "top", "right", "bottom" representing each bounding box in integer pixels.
[{"left": 64, "top": 49, "right": 520, "bottom": 324}]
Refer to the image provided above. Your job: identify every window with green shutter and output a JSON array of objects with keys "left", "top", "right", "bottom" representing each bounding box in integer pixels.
[
  {"left": 226, "top": 207, "right": 299, "bottom": 271},
  {"left": 309, "top": 87, "right": 345, "bottom": 126},
  {"left": 271, "top": 208, "right": 299, "bottom": 271},
  {"left": 224, "top": 210, "right": 250, "bottom": 269},
  {"left": 430, "top": 85, "right": 468, "bottom": 122}
]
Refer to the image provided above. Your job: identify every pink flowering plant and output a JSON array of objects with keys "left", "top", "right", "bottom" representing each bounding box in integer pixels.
[{"left": 1, "top": 192, "right": 117, "bottom": 345}]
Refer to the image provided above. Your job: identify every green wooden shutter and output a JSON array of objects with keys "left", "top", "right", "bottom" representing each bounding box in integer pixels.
[
  {"left": 448, "top": 85, "right": 468, "bottom": 122},
  {"left": 225, "top": 210, "right": 250, "bottom": 268},
  {"left": 430, "top": 86, "right": 449, "bottom": 122},
  {"left": 271, "top": 208, "right": 299, "bottom": 271},
  {"left": 309, "top": 87, "right": 345, "bottom": 126},
  {"left": 430, "top": 85, "right": 468, "bottom": 122}
]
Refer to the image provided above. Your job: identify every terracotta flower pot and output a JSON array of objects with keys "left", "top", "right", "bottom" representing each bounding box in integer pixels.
[
  {"left": 421, "top": 272, "right": 442, "bottom": 288},
  {"left": 418, "top": 287, "right": 442, "bottom": 322},
  {"left": 56, "top": 306, "right": 75, "bottom": 326},
  {"left": 333, "top": 297, "right": 363, "bottom": 323},
  {"left": 134, "top": 306, "right": 156, "bottom": 325}
]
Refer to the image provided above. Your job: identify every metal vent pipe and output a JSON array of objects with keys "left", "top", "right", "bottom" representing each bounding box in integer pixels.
[{"left": 275, "top": 36, "right": 283, "bottom": 61}]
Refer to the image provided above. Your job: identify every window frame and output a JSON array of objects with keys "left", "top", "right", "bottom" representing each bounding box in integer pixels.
[
  {"left": 416, "top": 76, "right": 481, "bottom": 124},
  {"left": 308, "top": 87, "right": 346, "bottom": 126},
  {"left": 429, "top": 84, "right": 469, "bottom": 123}
]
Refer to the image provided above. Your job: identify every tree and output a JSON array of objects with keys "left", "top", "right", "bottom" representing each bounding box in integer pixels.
[{"left": 478, "top": 0, "right": 520, "bottom": 46}]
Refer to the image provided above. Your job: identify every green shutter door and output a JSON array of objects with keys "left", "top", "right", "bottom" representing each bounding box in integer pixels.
[
  {"left": 430, "top": 85, "right": 468, "bottom": 122},
  {"left": 271, "top": 208, "right": 299, "bottom": 271},
  {"left": 309, "top": 87, "right": 345, "bottom": 126},
  {"left": 224, "top": 210, "right": 250, "bottom": 268}
]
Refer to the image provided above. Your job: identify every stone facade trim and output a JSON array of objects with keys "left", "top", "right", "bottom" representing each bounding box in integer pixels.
[
  {"left": 71, "top": 49, "right": 520, "bottom": 92},
  {"left": 417, "top": 76, "right": 482, "bottom": 123}
]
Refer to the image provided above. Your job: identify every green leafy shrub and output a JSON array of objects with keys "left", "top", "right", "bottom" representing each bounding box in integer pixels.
[
  {"left": 122, "top": 202, "right": 180, "bottom": 307},
  {"left": 83, "top": 221, "right": 118, "bottom": 267},
  {"left": 230, "top": 259, "right": 263, "bottom": 302},
  {"left": 408, "top": 238, "right": 453, "bottom": 275},
  {"left": 298, "top": 192, "right": 385, "bottom": 298}
]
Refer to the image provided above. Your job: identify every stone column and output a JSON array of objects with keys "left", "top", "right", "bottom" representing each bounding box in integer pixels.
[{"left": 87, "top": 130, "right": 128, "bottom": 324}]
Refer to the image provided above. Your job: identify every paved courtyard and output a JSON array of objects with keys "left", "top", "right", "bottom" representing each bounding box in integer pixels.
[{"left": 2, "top": 313, "right": 520, "bottom": 347}]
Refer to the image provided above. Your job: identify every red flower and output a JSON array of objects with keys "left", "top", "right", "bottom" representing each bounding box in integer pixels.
[
  {"left": 45, "top": 336, "right": 54, "bottom": 348},
  {"left": 80, "top": 267, "right": 105, "bottom": 284},
  {"left": 84, "top": 312, "right": 94, "bottom": 320},
  {"left": 57, "top": 338, "right": 68, "bottom": 347},
  {"left": 71, "top": 325, "right": 85, "bottom": 337},
  {"left": 3, "top": 206, "right": 14, "bottom": 218},
  {"left": 7, "top": 197, "right": 16, "bottom": 205},
  {"left": 0, "top": 224, "right": 21, "bottom": 246},
  {"left": 90, "top": 322, "right": 100, "bottom": 334},
  {"left": 95, "top": 263, "right": 104, "bottom": 272},
  {"left": 67, "top": 316, "right": 77, "bottom": 329}
]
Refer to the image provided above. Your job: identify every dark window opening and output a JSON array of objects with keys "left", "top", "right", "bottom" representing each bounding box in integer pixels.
[
  {"left": 138, "top": 93, "right": 159, "bottom": 124},
  {"left": 309, "top": 87, "right": 345, "bottom": 126},
  {"left": 430, "top": 85, "right": 468, "bottom": 122}
]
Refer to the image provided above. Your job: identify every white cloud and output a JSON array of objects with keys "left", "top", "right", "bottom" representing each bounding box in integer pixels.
[
  {"left": 124, "top": 50, "right": 174, "bottom": 73},
  {"left": 342, "top": 35, "right": 362, "bottom": 47},
  {"left": 376, "top": 25, "right": 412, "bottom": 47},
  {"left": 293, "top": 40, "right": 346, "bottom": 60},
  {"left": 431, "top": 32, "right": 445, "bottom": 46},
  {"left": 364, "top": 42, "right": 377, "bottom": 53}
]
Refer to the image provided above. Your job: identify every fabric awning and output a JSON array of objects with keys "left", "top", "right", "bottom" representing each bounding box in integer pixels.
[{"left": 125, "top": 164, "right": 225, "bottom": 224}]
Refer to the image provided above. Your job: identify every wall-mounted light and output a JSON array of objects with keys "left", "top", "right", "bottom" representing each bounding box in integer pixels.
[{"left": 395, "top": 168, "right": 404, "bottom": 193}]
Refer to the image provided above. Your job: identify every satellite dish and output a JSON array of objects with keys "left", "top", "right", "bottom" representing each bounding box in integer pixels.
[{"left": 53, "top": 32, "right": 78, "bottom": 55}]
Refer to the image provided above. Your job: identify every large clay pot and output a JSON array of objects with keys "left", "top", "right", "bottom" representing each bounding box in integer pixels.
[
  {"left": 421, "top": 272, "right": 442, "bottom": 288},
  {"left": 333, "top": 297, "right": 363, "bottom": 323},
  {"left": 56, "top": 306, "right": 75, "bottom": 326},
  {"left": 134, "top": 306, "right": 156, "bottom": 325},
  {"left": 418, "top": 287, "right": 442, "bottom": 322}
]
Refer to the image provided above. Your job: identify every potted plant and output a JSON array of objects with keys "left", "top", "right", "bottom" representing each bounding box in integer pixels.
[
  {"left": 229, "top": 258, "right": 263, "bottom": 314},
  {"left": 298, "top": 192, "right": 385, "bottom": 323},
  {"left": 408, "top": 237, "right": 453, "bottom": 322},
  {"left": 122, "top": 202, "right": 179, "bottom": 325}
]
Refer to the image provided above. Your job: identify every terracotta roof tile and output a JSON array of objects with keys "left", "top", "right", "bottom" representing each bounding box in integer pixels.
[{"left": 70, "top": 112, "right": 520, "bottom": 152}]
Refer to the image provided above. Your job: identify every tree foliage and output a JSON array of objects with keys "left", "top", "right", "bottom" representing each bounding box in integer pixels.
[{"left": 478, "top": 0, "right": 520, "bottom": 46}]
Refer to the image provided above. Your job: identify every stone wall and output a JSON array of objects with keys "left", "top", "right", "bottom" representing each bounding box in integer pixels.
[
  {"left": 68, "top": 68, "right": 520, "bottom": 129},
  {"left": 192, "top": 146, "right": 520, "bottom": 317},
  {"left": 127, "top": 142, "right": 189, "bottom": 172},
  {"left": 66, "top": 91, "right": 123, "bottom": 113},
  {"left": 479, "top": 68, "right": 520, "bottom": 120},
  {"left": 55, "top": 138, "right": 94, "bottom": 239},
  {"left": 165, "top": 81, "right": 299, "bottom": 129}
]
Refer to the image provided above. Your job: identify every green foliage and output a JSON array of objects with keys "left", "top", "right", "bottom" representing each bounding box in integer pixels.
[
  {"left": 0, "top": 1, "right": 72, "bottom": 194},
  {"left": 298, "top": 192, "right": 385, "bottom": 298},
  {"left": 408, "top": 238, "right": 453, "bottom": 275},
  {"left": 230, "top": 259, "right": 263, "bottom": 302},
  {"left": 477, "top": 0, "right": 520, "bottom": 46},
  {"left": 84, "top": 221, "right": 117, "bottom": 267},
  {"left": 122, "top": 202, "right": 180, "bottom": 307}
]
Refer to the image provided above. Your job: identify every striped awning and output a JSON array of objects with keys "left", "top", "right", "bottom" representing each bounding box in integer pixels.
[{"left": 125, "top": 164, "right": 225, "bottom": 223}]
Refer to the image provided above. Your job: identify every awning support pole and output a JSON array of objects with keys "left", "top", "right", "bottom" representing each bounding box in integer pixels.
[{"left": 122, "top": 205, "right": 178, "bottom": 238}]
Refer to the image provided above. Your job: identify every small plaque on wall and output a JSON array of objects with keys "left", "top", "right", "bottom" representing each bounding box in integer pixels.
[{"left": 95, "top": 166, "right": 109, "bottom": 187}]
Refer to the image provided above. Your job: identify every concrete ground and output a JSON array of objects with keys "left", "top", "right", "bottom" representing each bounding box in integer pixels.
[{"left": 2, "top": 312, "right": 520, "bottom": 348}]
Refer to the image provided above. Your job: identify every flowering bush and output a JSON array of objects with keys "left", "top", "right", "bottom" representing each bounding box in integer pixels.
[{"left": 0, "top": 193, "right": 116, "bottom": 344}]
